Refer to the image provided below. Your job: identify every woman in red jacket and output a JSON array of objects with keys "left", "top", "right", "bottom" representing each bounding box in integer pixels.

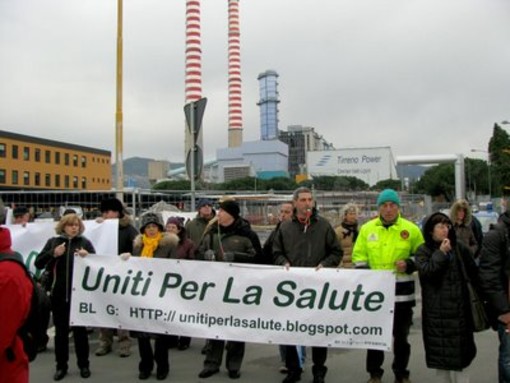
[{"left": 0, "top": 227, "right": 32, "bottom": 383}]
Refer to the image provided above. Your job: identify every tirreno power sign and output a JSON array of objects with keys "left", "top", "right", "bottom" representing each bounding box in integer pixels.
[{"left": 307, "top": 147, "right": 397, "bottom": 186}]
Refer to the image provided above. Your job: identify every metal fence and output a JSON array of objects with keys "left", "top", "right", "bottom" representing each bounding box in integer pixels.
[{"left": 0, "top": 189, "right": 435, "bottom": 227}]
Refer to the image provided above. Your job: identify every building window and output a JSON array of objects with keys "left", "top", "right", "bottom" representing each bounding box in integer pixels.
[
  {"left": 35, "top": 148, "right": 41, "bottom": 162},
  {"left": 81, "top": 156, "right": 87, "bottom": 168},
  {"left": 45, "top": 150, "right": 51, "bottom": 163},
  {"left": 73, "top": 155, "right": 78, "bottom": 167},
  {"left": 0, "top": 169, "right": 5, "bottom": 183},
  {"left": 81, "top": 177, "right": 87, "bottom": 189},
  {"left": 45, "top": 173, "right": 51, "bottom": 187},
  {"left": 35, "top": 172, "right": 41, "bottom": 186},
  {"left": 64, "top": 175, "right": 69, "bottom": 188},
  {"left": 12, "top": 170, "right": 18, "bottom": 185},
  {"left": 23, "top": 171, "right": 30, "bottom": 186},
  {"left": 23, "top": 147, "right": 30, "bottom": 161},
  {"left": 55, "top": 151, "right": 60, "bottom": 164},
  {"left": 0, "top": 144, "right": 5, "bottom": 158},
  {"left": 12, "top": 145, "right": 18, "bottom": 159},
  {"left": 55, "top": 174, "right": 60, "bottom": 188},
  {"left": 73, "top": 176, "right": 78, "bottom": 188},
  {"left": 65, "top": 153, "right": 70, "bottom": 166}
]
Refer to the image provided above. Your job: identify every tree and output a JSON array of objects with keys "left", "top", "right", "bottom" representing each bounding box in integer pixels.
[
  {"left": 414, "top": 164, "right": 455, "bottom": 201},
  {"left": 489, "top": 123, "right": 510, "bottom": 196},
  {"left": 153, "top": 180, "right": 192, "bottom": 190},
  {"left": 372, "top": 179, "right": 401, "bottom": 191},
  {"left": 264, "top": 177, "right": 297, "bottom": 191},
  {"left": 465, "top": 158, "right": 490, "bottom": 196}
]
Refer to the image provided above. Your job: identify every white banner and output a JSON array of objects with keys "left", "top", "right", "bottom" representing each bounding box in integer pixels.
[
  {"left": 71, "top": 255, "right": 396, "bottom": 351},
  {"left": 6, "top": 220, "right": 119, "bottom": 276}
]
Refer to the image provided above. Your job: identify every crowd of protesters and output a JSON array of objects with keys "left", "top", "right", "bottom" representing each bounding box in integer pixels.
[{"left": 2, "top": 189, "right": 510, "bottom": 383}]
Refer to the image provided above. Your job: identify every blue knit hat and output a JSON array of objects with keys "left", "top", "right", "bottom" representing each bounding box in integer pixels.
[{"left": 376, "top": 189, "right": 400, "bottom": 207}]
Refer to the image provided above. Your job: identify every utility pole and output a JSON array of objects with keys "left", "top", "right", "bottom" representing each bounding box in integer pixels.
[{"left": 115, "top": 0, "right": 124, "bottom": 198}]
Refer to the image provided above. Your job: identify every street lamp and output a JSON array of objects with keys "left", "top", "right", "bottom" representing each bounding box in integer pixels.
[{"left": 470, "top": 149, "right": 491, "bottom": 199}]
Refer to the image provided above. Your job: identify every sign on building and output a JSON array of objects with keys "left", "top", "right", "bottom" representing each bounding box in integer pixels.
[{"left": 307, "top": 147, "right": 397, "bottom": 186}]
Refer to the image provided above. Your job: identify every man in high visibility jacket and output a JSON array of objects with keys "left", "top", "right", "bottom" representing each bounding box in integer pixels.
[{"left": 352, "top": 189, "right": 424, "bottom": 383}]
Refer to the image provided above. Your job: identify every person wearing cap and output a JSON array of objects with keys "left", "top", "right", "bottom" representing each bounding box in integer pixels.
[
  {"left": 335, "top": 202, "right": 360, "bottom": 269},
  {"left": 352, "top": 189, "right": 424, "bottom": 383},
  {"left": 120, "top": 212, "right": 179, "bottom": 380},
  {"left": 273, "top": 187, "right": 342, "bottom": 383},
  {"left": 186, "top": 198, "right": 216, "bottom": 246},
  {"left": 165, "top": 216, "right": 196, "bottom": 351},
  {"left": 94, "top": 198, "right": 139, "bottom": 358},
  {"left": 197, "top": 198, "right": 261, "bottom": 380},
  {"left": 0, "top": 227, "right": 33, "bottom": 383},
  {"left": 13, "top": 206, "right": 30, "bottom": 226},
  {"left": 35, "top": 213, "right": 96, "bottom": 381}
]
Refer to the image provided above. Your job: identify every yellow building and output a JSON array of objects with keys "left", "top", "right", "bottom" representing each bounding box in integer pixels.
[{"left": 0, "top": 130, "right": 111, "bottom": 190}]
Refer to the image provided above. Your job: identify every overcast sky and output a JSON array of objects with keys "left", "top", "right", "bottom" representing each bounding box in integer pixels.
[{"left": 1, "top": 0, "right": 510, "bottom": 164}]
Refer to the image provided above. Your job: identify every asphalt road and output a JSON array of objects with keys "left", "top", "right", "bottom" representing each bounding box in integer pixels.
[{"left": 30, "top": 319, "right": 499, "bottom": 382}]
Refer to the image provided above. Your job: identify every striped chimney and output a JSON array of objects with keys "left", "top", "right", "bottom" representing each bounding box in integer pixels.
[
  {"left": 184, "top": 0, "right": 203, "bottom": 168},
  {"left": 228, "top": 0, "right": 243, "bottom": 147}
]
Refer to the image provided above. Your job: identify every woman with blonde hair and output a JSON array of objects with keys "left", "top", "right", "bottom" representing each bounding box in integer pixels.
[
  {"left": 335, "top": 203, "right": 359, "bottom": 268},
  {"left": 35, "top": 213, "right": 95, "bottom": 381}
]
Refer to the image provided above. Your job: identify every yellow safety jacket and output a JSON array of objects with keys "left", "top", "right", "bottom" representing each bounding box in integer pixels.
[{"left": 352, "top": 214, "right": 424, "bottom": 303}]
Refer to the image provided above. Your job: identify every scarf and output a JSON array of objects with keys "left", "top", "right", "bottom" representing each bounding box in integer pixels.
[
  {"left": 341, "top": 222, "right": 358, "bottom": 242},
  {"left": 141, "top": 232, "right": 162, "bottom": 258}
]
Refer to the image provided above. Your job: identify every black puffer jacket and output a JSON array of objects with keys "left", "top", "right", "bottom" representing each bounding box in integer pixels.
[{"left": 415, "top": 212, "right": 477, "bottom": 370}]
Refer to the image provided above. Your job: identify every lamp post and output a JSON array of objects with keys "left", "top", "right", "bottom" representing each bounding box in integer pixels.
[{"left": 470, "top": 149, "right": 491, "bottom": 199}]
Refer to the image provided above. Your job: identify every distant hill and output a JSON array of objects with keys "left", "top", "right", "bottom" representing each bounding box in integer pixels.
[{"left": 111, "top": 157, "right": 185, "bottom": 188}]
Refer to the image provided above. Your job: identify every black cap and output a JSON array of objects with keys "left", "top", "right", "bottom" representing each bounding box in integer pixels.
[{"left": 219, "top": 200, "right": 240, "bottom": 219}]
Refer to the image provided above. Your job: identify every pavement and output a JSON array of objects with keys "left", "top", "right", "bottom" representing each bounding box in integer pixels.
[{"left": 30, "top": 320, "right": 499, "bottom": 382}]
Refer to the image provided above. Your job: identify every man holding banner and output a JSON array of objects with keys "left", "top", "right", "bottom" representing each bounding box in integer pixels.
[
  {"left": 352, "top": 189, "right": 424, "bottom": 383},
  {"left": 273, "top": 187, "right": 342, "bottom": 383},
  {"left": 95, "top": 198, "right": 138, "bottom": 358},
  {"left": 197, "top": 198, "right": 260, "bottom": 380}
]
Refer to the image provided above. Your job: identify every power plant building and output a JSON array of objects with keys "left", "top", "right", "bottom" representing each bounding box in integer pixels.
[
  {"left": 279, "top": 125, "right": 334, "bottom": 179},
  {"left": 257, "top": 70, "right": 279, "bottom": 140}
]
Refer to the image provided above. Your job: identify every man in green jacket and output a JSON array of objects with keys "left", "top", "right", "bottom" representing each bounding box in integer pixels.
[{"left": 352, "top": 189, "right": 424, "bottom": 383}]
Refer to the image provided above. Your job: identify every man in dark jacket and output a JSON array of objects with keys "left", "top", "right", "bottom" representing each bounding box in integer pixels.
[
  {"left": 197, "top": 199, "right": 261, "bottom": 380},
  {"left": 185, "top": 198, "right": 217, "bottom": 354},
  {"left": 263, "top": 201, "right": 306, "bottom": 373},
  {"left": 95, "top": 198, "right": 138, "bottom": 358},
  {"left": 186, "top": 198, "right": 216, "bottom": 246},
  {"left": 479, "top": 209, "right": 510, "bottom": 383},
  {"left": 273, "top": 187, "right": 342, "bottom": 383}
]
